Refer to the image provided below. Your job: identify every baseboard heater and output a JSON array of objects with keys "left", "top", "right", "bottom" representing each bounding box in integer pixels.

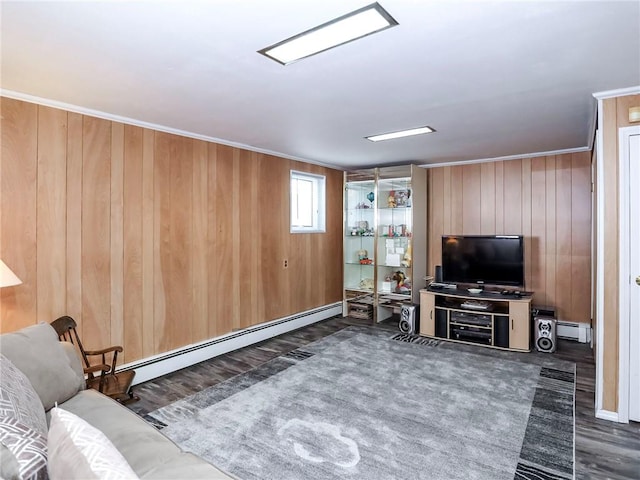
[
  {"left": 556, "top": 321, "right": 591, "bottom": 343},
  {"left": 119, "top": 302, "right": 342, "bottom": 385}
]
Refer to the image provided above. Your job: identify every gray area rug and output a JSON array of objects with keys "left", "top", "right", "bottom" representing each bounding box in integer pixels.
[{"left": 148, "top": 327, "right": 575, "bottom": 480}]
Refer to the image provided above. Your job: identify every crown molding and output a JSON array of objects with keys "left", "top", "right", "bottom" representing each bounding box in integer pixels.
[
  {"left": 419, "top": 146, "right": 591, "bottom": 169},
  {"left": 0, "top": 89, "right": 341, "bottom": 171},
  {"left": 592, "top": 85, "right": 640, "bottom": 100}
]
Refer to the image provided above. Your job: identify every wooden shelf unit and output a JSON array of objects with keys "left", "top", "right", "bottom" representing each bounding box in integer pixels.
[{"left": 419, "top": 288, "right": 532, "bottom": 352}]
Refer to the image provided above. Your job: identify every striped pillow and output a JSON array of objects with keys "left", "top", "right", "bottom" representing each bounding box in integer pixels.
[
  {"left": 0, "top": 354, "right": 47, "bottom": 436},
  {"left": 0, "top": 416, "right": 48, "bottom": 480},
  {"left": 47, "top": 407, "right": 138, "bottom": 480}
]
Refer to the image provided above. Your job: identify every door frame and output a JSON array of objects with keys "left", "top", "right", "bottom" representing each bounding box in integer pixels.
[{"left": 618, "top": 125, "right": 640, "bottom": 423}]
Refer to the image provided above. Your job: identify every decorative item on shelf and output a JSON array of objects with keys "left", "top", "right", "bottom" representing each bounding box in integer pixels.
[
  {"left": 394, "top": 189, "right": 411, "bottom": 207},
  {"left": 401, "top": 243, "right": 412, "bottom": 267},
  {"left": 387, "top": 191, "right": 397, "bottom": 208},
  {"left": 367, "top": 191, "right": 375, "bottom": 207},
  {"left": 357, "top": 249, "right": 368, "bottom": 261},
  {"left": 392, "top": 270, "right": 411, "bottom": 294},
  {"left": 359, "top": 278, "right": 374, "bottom": 290},
  {"left": 381, "top": 274, "right": 397, "bottom": 293}
]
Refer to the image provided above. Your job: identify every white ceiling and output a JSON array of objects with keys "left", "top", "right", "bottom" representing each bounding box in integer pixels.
[{"left": 1, "top": 1, "right": 639, "bottom": 170}]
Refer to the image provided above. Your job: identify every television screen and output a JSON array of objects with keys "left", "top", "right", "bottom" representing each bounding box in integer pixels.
[{"left": 441, "top": 235, "right": 524, "bottom": 287}]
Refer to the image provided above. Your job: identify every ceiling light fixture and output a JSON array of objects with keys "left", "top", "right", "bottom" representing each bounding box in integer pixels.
[
  {"left": 258, "top": 2, "right": 398, "bottom": 65},
  {"left": 366, "top": 126, "right": 435, "bottom": 142}
]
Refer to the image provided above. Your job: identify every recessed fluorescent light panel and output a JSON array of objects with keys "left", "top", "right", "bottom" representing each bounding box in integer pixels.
[
  {"left": 259, "top": 2, "right": 398, "bottom": 65},
  {"left": 366, "top": 126, "right": 435, "bottom": 142}
]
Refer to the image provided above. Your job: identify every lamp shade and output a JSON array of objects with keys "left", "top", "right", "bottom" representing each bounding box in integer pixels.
[{"left": 0, "top": 260, "right": 22, "bottom": 288}]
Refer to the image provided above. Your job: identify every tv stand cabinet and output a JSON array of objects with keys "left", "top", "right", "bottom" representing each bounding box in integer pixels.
[{"left": 419, "top": 288, "right": 532, "bottom": 352}]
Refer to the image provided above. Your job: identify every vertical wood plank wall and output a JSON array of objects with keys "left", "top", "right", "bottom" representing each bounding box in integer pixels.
[
  {"left": 0, "top": 97, "right": 343, "bottom": 363},
  {"left": 427, "top": 153, "right": 592, "bottom": 324},
  {"left": 599, "top": 93, "right": 640, "bottom": 412}
]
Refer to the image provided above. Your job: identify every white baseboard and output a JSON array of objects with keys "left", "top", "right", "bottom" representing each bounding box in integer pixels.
[
  {"left": 595, "top": 409, "right": 620, "bottom": 423},
  {"left": 119, "top": 302, "right": 342, "bottom": 385},
  {"left": 556, "top": 321, "right": 591, "bottom": 343}
]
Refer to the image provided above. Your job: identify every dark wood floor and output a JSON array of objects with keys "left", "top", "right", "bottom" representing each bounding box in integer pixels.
[{"left": 127, "top": 316, "right": 640, "bottom": 480}]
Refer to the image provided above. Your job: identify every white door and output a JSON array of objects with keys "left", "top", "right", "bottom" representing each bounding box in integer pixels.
[{"left": 629, "top": 132, "right": 640, "bottom": 422}]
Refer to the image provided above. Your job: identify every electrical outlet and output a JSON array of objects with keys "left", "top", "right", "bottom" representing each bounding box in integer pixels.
[{"left": 283, "top": 259, "right": 288, "bottom": 268}]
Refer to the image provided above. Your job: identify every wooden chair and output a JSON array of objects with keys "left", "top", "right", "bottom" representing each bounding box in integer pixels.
[{"left": 50, "top": 315, "right": 138, "bottom": 404}]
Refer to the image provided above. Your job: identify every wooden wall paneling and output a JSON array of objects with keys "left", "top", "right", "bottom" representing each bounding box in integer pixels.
[
  {"left": 81, "top": 116, "right": 112, "bottom": 350},
  {"left": 462, "top": 163, "right": 481, "bottom": 235},
  {"left": 0, "top": 98, "right": 38, "bottom": 330},
  {"left": 480, "top": 162, "right": 496, "bottom": 235},
  {"left": 36, "top": 106, "right": 68, "bottom": 322},
  {"left": 544, "top": 155, "right": 557, "bottom": 313},
  {"left": 555, "top": 154, "right": 573, "bottom": 321},
  {"left": 326, "top": 169, "right": 343, "bottom": 304},
  {"left": 616, "top": 94, "right": 640, "bottom": 128},
  {"left": 251, "top": 153, "right": 266, "bottom": 325},
  {"left": 259, "top": 155, "right": 288, "bottom": 321},
  {"left": 153, "top": 132, "right": 170, "bottom": 353},
  {"left": 249, "top": 152, "right": 262, "bottom": 327},
  {"left": 238, "top": 149, "right": 256, "bottom": 329},
  {"left": 167, "top": 135, "right": 194, "bottom": 350},
  {"left": 191, "top": 139, "right": 209, "bottom": 341},
  {"left": 530, "top": 157, "right": 547, "bottom": 303},
  {"left": 521, "top": 159, "right": 533, "bottom": 289},
  {"left": 571, "top": 152, "right": 592, "bottom": 323},
  {"left": 450, "top": 166, "right": 464, "bottom": 234},
  {"left": 110, "top": 122, "right": 125, "bottom": 348},
  {"left": 601, "top": 97, "right": 619, "bottom": 411},
  {"left": 503, "top": 160, "right": 523, "bottom": 235},
  {"left": 288, "top": 162, "right": 307, "bottom": 313},
  {"left": 210, "top": 144, "right": 234, "bottom": 337},
  {"left": 123, "top": 125, "right": 144, "bottom": 361},
  {"left": 231, "top": 148, "right": 241, "bottom": 330},
  {"left": 66, "top": 113, "right": 83, "bottom": 334},
  {"left": 494, "top": 161, "right": 504, "bottom": 234},
  {"left": 442, "top": 167, "right": 452, "bottom": 235},
  {"left": 141, "top": 128, "right": 155, "bottom": 357},
  {"left": 428, "top": 168, "right": 444, "bottom": 276}
]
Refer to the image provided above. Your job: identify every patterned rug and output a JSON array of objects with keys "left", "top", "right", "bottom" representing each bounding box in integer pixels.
[{"left": 146, "top": 326, "right": 575, "bottom": 480}]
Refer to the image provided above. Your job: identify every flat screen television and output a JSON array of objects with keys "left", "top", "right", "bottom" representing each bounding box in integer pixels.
[{"left": 441, "top": 235, "right": 524, "bottom": 287}]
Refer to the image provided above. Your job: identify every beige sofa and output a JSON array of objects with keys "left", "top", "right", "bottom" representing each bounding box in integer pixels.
[{"left": 0, "top": 322, "right": 234, "bottom": 479}]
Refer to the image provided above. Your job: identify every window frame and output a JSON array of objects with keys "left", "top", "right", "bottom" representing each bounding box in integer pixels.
[{"left": 290, "top": 170, "right": 326, "bottom": 233}]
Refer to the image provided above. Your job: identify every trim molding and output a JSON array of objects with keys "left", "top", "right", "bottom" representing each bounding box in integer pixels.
[
  {"left": 595, "top": 409, "right": 620, "bottom": 422},
  {"left": 0, "top": 89, "right": 339, "bottom": 171},
  {"left": 419, "top": 146, "right": 591, "bottom": 169},
  {"left": 595, "top": 100, "right": 606, "bottom": 416},
  {"left": 593, "top": 85, "right": 640, "bottom": 100},
  {"left": 617, "top": 125, "right": 640, "bottom": 423},
  {"left": 119, "top": 302, "right": 342, "bottom": 385}
]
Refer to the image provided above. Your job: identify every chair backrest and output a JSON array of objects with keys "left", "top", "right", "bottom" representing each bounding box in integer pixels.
[{"left": 50, "top": 316, "right": 90, "bottom": 369}]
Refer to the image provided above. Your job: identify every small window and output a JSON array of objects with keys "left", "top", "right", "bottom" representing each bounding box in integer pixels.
[{"left": 290, "top": 170, "right": 325, "bottom": 233}]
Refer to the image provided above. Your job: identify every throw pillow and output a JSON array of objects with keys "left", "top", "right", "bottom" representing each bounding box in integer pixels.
[
  {"left": 0, "top": 323, "right": 85, "bottom": 410},
  {"left": 0, "top": 354, "right": 48, "bottom": 436},
  {"left": 0, "top": 416, "right": 48, "bottom": 480},
  {"left": 47, "top": 407, "right": 138, "bottom": 480}
]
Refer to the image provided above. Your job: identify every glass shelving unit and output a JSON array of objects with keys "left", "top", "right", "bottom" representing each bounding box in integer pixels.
[
  {"left": 343, "top": 165, "right": 427, "bottom": 324},
  {"left": 343, "top": 170, "right": 376, "bottom": 320}
]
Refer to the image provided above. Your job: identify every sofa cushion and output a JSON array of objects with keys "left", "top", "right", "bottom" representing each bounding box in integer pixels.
[
  {"left": 0, "top": 416, "right": 48, "bottom": 480},
  {"left": 59, "top": 389, "right": 234, "bottom": 479},
  {"left": 0, "top": 354, "right": 48, "bottom": 436},
  {"left": 47, "top": 407, "right": 138, "bottom": 480},
  {"left": 0, "top": 323, "right": 84, "bottom": 411}
]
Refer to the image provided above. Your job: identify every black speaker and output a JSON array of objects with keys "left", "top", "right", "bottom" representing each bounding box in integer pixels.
[
  {"left": 399, "top": 305, "right": 416, "bottom": 334},
  {"left": 435, "top": 265, "right": 443, "bottom": 283},
  {"left": 535, "top": 316, "right": 557, "bottom": 353}
]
